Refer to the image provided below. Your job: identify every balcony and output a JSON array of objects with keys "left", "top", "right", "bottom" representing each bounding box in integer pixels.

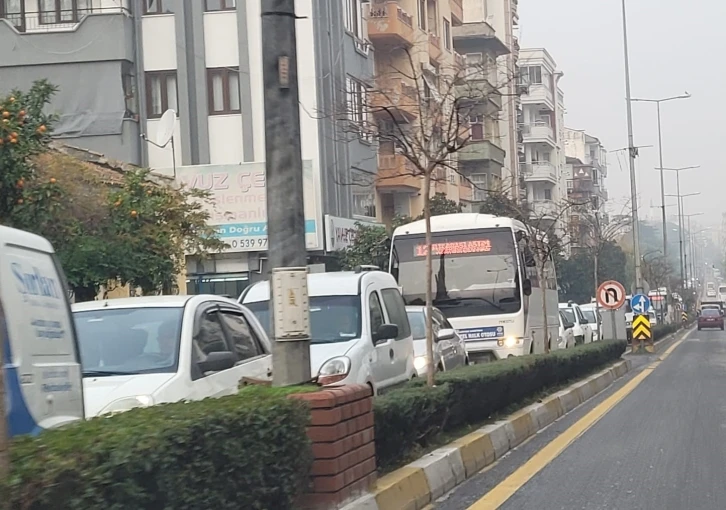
[
  {"left": 520, "top": 83, "right": 555, "bottom": 110},
  {"left": 451, "top": 22, "right": 509, "bottom": 57},
  {"left": 450, "top": 0, "right": 463, "bottom": 22},
  {"left": 428, "top": 33, "right": 443, "bottom": 61},
  {"left": 371, "top": 78, "right": 419, "bottom": 122},
  {"left": 459, "top": 139, "right": 506, "bottom": 166},
  {"left": 521, "top": 162, "right": 557, "bottom": 185},
  {"left": 456, "top": 75, "right": 502, "bottom": 112},
  {"left": 376, "top": 154, "right": 422, "bottom": 191},
  {"left": 520, "top": 122, "right": 556, "bottom": 147},
  {"left": 530, "top": 200, "right": 558, "bottom": 220},
  {"left": 367, "top": 1, "right": 415, "bottom": 49},
  {"left": 0, "top": 5, "right": 128, "bottom": 34}
]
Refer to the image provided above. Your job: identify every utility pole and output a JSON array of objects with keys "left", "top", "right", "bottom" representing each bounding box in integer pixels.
[
  {"left": 262, "top": 0, "right": 312, "bottom": 386},
  {"left": 620, "top": 0, "right": 643, "bottom": 293}
]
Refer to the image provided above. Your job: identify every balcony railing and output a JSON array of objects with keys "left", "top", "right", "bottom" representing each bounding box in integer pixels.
[
  {"left": 377, "top": 154, "right": 422, "bottom": 191},
  {"left": 531, "top": 200, "right": 558, "bottom": 219},
  {"left": 521, "top": 162, "right": 557, "bottom": 183},
  {"left": 0, "top": 6, "right": 128, "bottom": 33},
  {"left": 520, "top": 122, "right": 556, "bottom": 145},
  {"left": 367, "top": 2, "right": 415, "bottom": 48}
]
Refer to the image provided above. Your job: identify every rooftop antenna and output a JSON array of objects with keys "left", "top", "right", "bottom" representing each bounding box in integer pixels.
[{"left": 141, "top": 109, "right": 176, "bottom": 178}]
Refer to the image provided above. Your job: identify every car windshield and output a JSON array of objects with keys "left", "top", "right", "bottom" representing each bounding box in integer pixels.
[
  {"left": 245, "top": 295, "right": 362, "bottom": 344},
  {"left": 702, "top": 309, "right": 720, "bottom": 317},
  {"left": 74, "top": 307, "right": 184, "bottom": 376},
  {"left": 406, "top": 310, "right": 427, "bottom": 340},
  {"left": 561, "top": 308, "right": 576, "bottom": 323}
]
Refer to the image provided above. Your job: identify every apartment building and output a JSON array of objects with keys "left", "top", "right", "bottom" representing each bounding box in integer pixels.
[
  {"left": 0, "top": 0, "right": 378, "bottom": 295},
  {"left": 518, "top": 48, "right": 565, "bottom": 232},
  {"left": 452, "top": 0, "right": 508, "bottom": 210},
  {"left": 563, "top": 128, "right": 609, "bottom": 251}
]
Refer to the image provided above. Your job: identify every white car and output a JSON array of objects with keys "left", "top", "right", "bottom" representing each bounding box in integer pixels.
[
  {"left": 558, "top": 311, "right": 576, "bottom": 349},
  {"left": 241, "top": 269, "right": 415, "bottom": 395},
  {"left": 559, "top": 302, "right": 594, "bottom": 345},
  {"left": 74, "top": 295, "right": 272, "bottom": 418},
  {"left": 579, "top": 304, "right": 602, "bottom": 342},
  {"left": 406, "top": 306, "right": 468, "bottom": 376}
]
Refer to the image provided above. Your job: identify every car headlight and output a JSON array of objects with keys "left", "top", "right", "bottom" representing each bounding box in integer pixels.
[
  {"left": 498, "top": 336, "right": 520, "bottom": 348},
  {"left": 99, "top": 395, "right": 154, "bottom": 416},
  {"left": 414, "top": 356, "right": 429, "bottom": 371},
  {"left": 318, "top": 356, "right": 351, "bottom": 386}
]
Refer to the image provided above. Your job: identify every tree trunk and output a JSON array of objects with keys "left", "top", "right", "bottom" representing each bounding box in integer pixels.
[
  {"left": 73, "top": 285, "right": 97, "bottom": 303},
  {"left": 423, "top": 170, "right": 435, "bottom": 387},
  {"left": 0, "top": 299, "right": 9, "bottom": 480},
  {"left": 594, "top": 251, "right": 601, "bottom": 341},
  {"left": 537, "top": 258, "right": 549, "bottom": 353}
]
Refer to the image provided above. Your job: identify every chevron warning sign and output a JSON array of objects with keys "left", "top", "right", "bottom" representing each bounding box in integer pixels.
[{"left": 632, "top": 314, "right": 652, "bottom": 341}]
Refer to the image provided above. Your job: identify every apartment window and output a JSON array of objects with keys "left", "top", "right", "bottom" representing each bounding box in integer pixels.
[
  {"left": 204, "top": 0, "right": 236, "bottom": 11},
  {"left": 544, "top": 188, "right": 552, "bottom": 200},
  {"left": 567, "top": 180, "right": 574, "bottom": 190},
  {"left": 346, "top": 76, "right": 371, "bottom": 141},
  {"left": 592, "top": 169, "right": 599, "bottom": 183},
  {"left": 470, "top": 115, "right": 484, "bottom": 141},
  {"left": 443, "top": 18, "right": 451, "bottom": 50},
  {"left": 0, "top": 0, "right": 24, "bottom": 31},
  {"left": 146, "top": 71, "right": 178, "bottom": 119},
  {"left": 417, "top": 0, "right": 426, "bottom": 30},
  {"left": 39, "top": 0, "right": 91, "bottom": 24},
  {"left": 471, "top": 174, "right": 488, "bottom": 202},
  {"left": 143, "top": 0, "right": 164, "bottom": 14},
  {"left": 527, "top": 66, "right": 542, "bottom": 84},
  {"left": 352, "top": 187, "right": 376, "bottom": 218},
  {"left": 343, "top": 0, "right": 363, "bottom": 38},
  {"left": 207, "top": 67, "right": 241, "bottom": 115}
]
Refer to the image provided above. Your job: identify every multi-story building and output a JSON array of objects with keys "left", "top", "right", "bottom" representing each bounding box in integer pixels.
[
  {"left": 517, "top": 48, "right": 565, "bottom": 232},
  {"left": 563, "top": 128, "right": 609, "bottom": 251},
  {"left": 0, "top": 0, "right": 378, "bottom": 294},
  {"left": 452, "top": 0, "right": 508, "bottom": 211}
]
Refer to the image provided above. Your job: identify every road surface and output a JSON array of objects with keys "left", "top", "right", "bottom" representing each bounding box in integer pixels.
[{"left": 435, "top": 326, "right": 726, "bottom": 510}]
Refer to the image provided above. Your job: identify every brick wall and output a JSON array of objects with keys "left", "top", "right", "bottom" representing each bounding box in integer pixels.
[{"left": 290, "top": 385, "right": 376, "bottom": 510}]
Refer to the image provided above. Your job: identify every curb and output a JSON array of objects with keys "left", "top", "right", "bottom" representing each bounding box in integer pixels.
[{"left": 341, "top": 359, "right": 633, "bottom": 510}]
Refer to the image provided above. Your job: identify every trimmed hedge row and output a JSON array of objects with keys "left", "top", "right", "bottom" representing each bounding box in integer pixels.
[
  {"left": 3, "top": 386, "right": 312, "bottom": 510},
  {"left": 652, "top": 323, "right": 680, "bottom": 340},
  {"left": 374, "top": 340, "right": 627, "bottom": 471}
]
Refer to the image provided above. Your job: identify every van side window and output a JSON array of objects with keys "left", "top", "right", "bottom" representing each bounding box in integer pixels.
[
  {"left": 217, "top": 311, "right": 265, "bottom": 361},
  {"left": 381, "top": 289, "right": 411, "bottom": 340},
  {"left": 369, "top": 292, "right": 385, "bottom": 338}
]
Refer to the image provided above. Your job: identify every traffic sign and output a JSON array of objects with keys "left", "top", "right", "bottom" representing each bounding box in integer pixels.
[
  {"left": 597, "top": 280, "right": 626, "bottom": 310},
  {"left": 630, "top": 293, "right": 651, "bottom": 316},
  {"left": 632, "top": 315, "right": 652, "bottom": 341}
]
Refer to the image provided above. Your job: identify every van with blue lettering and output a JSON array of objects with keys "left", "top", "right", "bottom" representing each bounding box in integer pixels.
[{"left": 0, "top": 226, "right": 84, "bottom": 436}]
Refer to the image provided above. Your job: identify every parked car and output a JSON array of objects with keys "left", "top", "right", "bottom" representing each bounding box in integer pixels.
[
  {"left": 579, "top": 304, "right": 603, "bottom": 342},
  {"left": 73, "top": 295, "right": 272, "bottom": 418},
  {"left": 241, "top": 269, "right": 415, "bottom": 394},
  {"left": 1, "top": 226, "right": 85, "bottom": 435},
  {"left": 559, "top": 302, "right": 594, "bottom": 345},
  {"left": 406, "top": 305, "right": 467, "bottom": 376},
  {"left": 698, "top": 308, "right": 724, "bottom": 331},
  {"left": 648, "top": 310, "right": 657, "bottom": 327},
  {"left": 558, "top": 311, "right": 576, "bottom": 350}
]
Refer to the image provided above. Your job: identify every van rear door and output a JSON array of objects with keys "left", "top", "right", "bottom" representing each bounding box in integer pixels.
[{"left": 1, "top": 231, "right": 84, "bottom": 435}]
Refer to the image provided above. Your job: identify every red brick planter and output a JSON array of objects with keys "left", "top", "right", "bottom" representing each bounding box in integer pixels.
[{"left": 290, "top": 385, "right": 377, "bottom": 509}]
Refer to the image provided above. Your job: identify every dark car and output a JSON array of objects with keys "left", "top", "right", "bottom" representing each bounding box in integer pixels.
[{"left": 697, "top": 308, "right": 724, "bottom": 331}]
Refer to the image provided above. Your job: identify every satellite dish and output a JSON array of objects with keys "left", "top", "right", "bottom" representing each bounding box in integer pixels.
[{"left": 156, "top": 109, "right": 176, "bottom": 147}]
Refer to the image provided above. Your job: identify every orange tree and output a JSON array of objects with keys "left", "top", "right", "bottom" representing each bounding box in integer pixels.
[{"left": 3, "top": 81, "right": 225, "bottom": 301}]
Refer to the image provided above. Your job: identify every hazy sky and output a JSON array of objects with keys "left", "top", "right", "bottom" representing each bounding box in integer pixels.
[{"left": 519, "top": 0, "right": 725, "bottom": 230}]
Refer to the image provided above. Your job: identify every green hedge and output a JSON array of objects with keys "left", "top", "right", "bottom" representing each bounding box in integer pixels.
[
  {"left": 652, "top": 323, "right": 680, "bottom": 340},
  {"left": 3, "top": 386, "right": 312, "bottom": 510},
  {"left": 374, "top": 341, "right": 626, "bottom": 471}
]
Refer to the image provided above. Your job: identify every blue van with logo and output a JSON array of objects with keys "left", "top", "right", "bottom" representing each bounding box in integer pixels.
[{"left": 1, "top": 226, "right": 84, "bottom": 436}]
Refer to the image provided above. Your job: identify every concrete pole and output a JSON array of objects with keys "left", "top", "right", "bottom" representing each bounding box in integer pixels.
[
  {"left": 262, "top": 0, "right": 312, "bottom": 385},
  {"left": 656, "top": 103, "right": 668, "bottom": 267},
  {"left": 676, "top": 174, "right": 685, "bottom": 290},
  {"left": 621, "top": 0, "right": 644, "bottom": 293}
]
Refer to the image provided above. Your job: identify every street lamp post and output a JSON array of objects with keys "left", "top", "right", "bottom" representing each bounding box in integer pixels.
[
  {"left": 665, "top": 187, "right": 700, "bottom": 291},
  {"left": 631, "top": 93, "right": 691, "bottom": 267},
  {"left": 682, "top": 212, "right": 704, "bottom": 288}
]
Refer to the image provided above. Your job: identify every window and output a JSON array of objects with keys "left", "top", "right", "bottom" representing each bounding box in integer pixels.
[
  {"left": 352, "top": 189, "right": 376, "bottom": 218},
  {"left": 207, "top": 67, "right": 241, "bottom": 115},
  {"left": 471, "top": 173, "right": 488, "bottom": 202},
  {"left": 145, "top": 71, "right": 178, "bottom": 119},
  {"left": 418, "top": 0, "right": 426, "bottom": 30},
  {"left": 369, "top": 292, "right": 385, "bottom": 338},
  {"left": 217, "top": 311, "right": 265, "bottom": 361},
  {"left": 470, "top": 115, "right": 484, "bottom": 140},
  {"left": 194, "top": 311, "right": 229, "bottom": 357},
  {"left": 0, "top": 0, "right": 24, "bottom": 31},
  {"left": 381, "top": 289, "right": 411, "bottom": 340},
  {"left": 465, "top": 53, "right": 483, "bottom": 79},
  {"left": 544, "top": 188, "right": 552, "bottom": 200},
  {"left": 443, "top": 18, "right": 451, "bottom": 50},
  {"left": 143, "top": 0, "right": 164, "bottom": 14},
  {"left": 346, "top": 76, "right": 371, "bottom": 141},
  {"left": 204, "top": 0, "right": 236, "bottom": 11},
  {"left": 567, "top": 179, "right": 574, "bottom": 190},
  {"left": 39, "top": 0, "right": 91, "bottom": 24},
  {"left": 528, "top": 66, "right": 542, "bottom": 84},
  {"left": 343, "top": 0, "right": 363, "bottom": 38}
]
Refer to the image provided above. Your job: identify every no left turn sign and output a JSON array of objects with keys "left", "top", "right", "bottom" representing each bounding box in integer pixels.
[{"left": 597, "top": 280, "right": 626, "bottom": 310}]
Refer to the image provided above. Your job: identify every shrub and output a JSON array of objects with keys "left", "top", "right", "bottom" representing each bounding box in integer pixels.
[
  {"left": 374, "top": 341, "right": 626, "bottom": 471},
  {"left": 3, "top": 386, "right": 312, "bottom": 510},
  {"left": 652, "top": 323, "right": 680, "bottom": 341}
]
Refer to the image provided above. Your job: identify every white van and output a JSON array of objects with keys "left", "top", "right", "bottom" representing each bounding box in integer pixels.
[
  {"left": 241, "top": 269, "right": 415, "bottom": 394},
  {"left": 0, "top": 226, "right": 84, "bottom": 435}
]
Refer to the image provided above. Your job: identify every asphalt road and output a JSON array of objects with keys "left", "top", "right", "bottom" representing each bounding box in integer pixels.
[{"left": 436, "top": 326, "right": 726, "bottom": 510}]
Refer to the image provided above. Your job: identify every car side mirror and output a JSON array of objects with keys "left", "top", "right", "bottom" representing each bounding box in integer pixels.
[
  {"left": 580, "top": 318, "right": 589, "bottom": 324},
  {"left": 522, "top": 279, "right": 532, "bottom": 296},
  {"left": 374, "top": 323, "right": 398, "bottom": 344},
  {"left": 565, "top": 323, "right": 574, "bottom": 330},
  {"left": 198, "top": 351, "right": 236, "bottom": 373},
  {"left": 436, "top": 328, "right": 456, "bottom": 342}
]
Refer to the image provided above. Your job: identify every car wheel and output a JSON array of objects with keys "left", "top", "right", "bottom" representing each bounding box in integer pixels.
[{"left": 575, "top": 335, "right": 584, "bottom": 345}]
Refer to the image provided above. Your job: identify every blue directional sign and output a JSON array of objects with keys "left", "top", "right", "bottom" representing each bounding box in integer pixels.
[{"left": 631, "top": 293, "right": 651, "bottom": 316}]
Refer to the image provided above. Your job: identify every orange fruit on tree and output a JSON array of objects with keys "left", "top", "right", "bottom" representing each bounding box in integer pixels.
[
  {"left": 130, "top": 210, "right": 138, "bottom": 217},
  {"left": 49, "top": 178, "right": 57, "bottom": 184},
  {"left": 37, "top": 125, "right": 47, "bottom": 133},
  {"left": 9, "top": 138, "right": 17, "bottom": 144},
  {"left": 16, "top": 198, "right": 23, "bottom": 205},
  {"left": 8, "top": 97, "right": 15, "bottom": 103},
  {"left": 18, "top": 110, "right": 25, "bottom": 117},
  {"left": 2, "top": 111, "right": 9, "bottom": 118}
]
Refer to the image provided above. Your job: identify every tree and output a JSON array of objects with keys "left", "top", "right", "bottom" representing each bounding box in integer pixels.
[
  {"left": 2, "top": 82, "right": 225, "bottom": 300},
  {"left": 557, "top": 243, "right": 629, "bottom": 304},
  {"left": 478, "top": 189, "right": 529, "bottom": 223},
  {"left": 417, "top": 192, "right": 461, "bottom": 219}
]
